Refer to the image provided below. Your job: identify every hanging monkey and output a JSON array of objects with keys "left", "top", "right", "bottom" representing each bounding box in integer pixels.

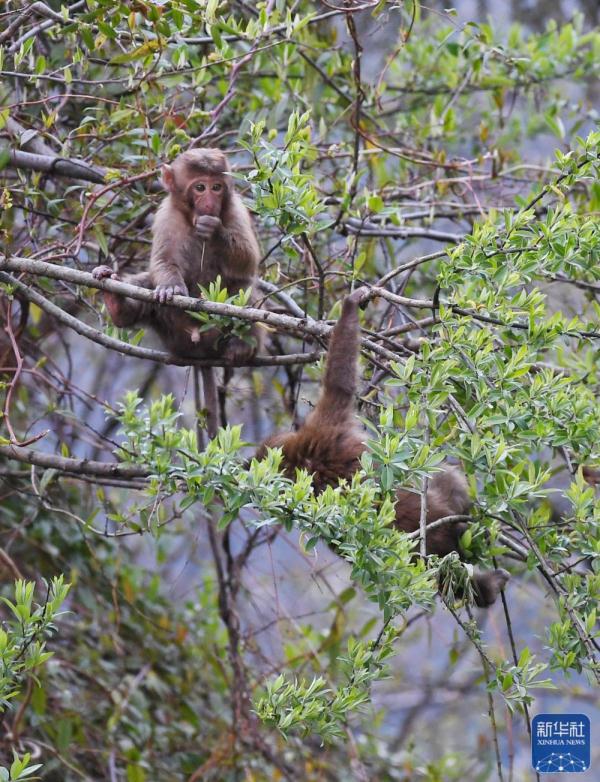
[{"left": 257, "top": 288, "right": 510, "bottom": 607}]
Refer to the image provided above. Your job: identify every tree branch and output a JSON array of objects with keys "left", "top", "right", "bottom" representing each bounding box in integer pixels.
[
  {"left": 0, "top": 257, "right": 402, "bottom": 361},
  {"left": 6, "top": 150, "right": 107, "bottom": 184},
  {"left": 0, "top": 270, "right": 322, "bottom": 368},
  {"left": 0, "top": 443, "right": 148, "bottom": 479},
  {"left": 345, "top": 218, "right": 463, "bottom": 243},
  {"left": 0, "top": 2, "right": 67, "bottom": 46}
]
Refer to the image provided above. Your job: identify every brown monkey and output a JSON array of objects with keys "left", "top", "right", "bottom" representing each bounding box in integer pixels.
[
  {"left": 93, "top": 148, "right": 262, "bottom": 364},
  {"left": 257, "top": 288, "right": 510, "bottom": 607}
]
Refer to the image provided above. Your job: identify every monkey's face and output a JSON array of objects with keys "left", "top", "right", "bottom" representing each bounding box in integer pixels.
[{"left": 186, "top": 176, "right": 227, "bottom": 217}]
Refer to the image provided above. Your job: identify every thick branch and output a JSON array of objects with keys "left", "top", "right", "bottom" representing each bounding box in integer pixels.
[
  {"left": 0, "top": 444, "right": 148, "bottom": 479},
  {"left": 0, "top": 257, "right": 401, "bottom": 361},
  {"left": 5, "top": 117, "right": 56, "bottom": 156},
  {"left": 7, "top": 150, "right": 107, "bottom": 184},
  {"left": 0, "top": 270, "right": 322, "bottom": 368}
]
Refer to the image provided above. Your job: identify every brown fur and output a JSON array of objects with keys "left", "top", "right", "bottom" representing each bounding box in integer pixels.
[
  {"left": 93, "top": 149, "right": 262, "bottom": 364},
  {"left": 257, "top": 288, "right": 509, "bottom": 607}
]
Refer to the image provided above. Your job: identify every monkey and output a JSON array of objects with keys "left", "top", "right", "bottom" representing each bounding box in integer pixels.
[
  {"left": 93, "top": 148, "right": 262, "bottom": 364},
  {"left": 256, "top": 287, "right": 510, "bottom": 607}
]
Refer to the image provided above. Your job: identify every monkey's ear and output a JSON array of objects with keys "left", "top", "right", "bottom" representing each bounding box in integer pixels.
[{"left": 161, "top": 164, "right": 175, "bottom": 192}]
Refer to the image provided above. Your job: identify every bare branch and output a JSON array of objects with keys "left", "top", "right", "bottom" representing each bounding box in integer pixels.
[
  {"left": 0, "top": 270, "right": 322, "bottom": 368},
  {"left": 345, "top": 218, "right": 464, "bottom": 243},
  {"left": 7, "top": 150, "right": 107, "bottom": 184},
  {"left": 257, "top": 279, "right": 308, "bottom": 319},
  {"left": 5, "top": 117, "right": 56, "bottom": 156},
  {"left": 0, "top": 2, "right": 66, "bottom": 46},
  {"left": 0, "top": 443, "right": 148, "bottom": 479},
  {"left": 6, "top": 0, "right": 85, "bottom": 54},
  {"left": 0, "top": 257, "right": 403, "bottom": 361}
]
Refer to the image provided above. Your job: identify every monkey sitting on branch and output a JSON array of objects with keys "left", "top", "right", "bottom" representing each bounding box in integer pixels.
[
  {"left": 256, "top": 288, "right": 510, "bottom": 607},
  {"left": 93, "top": 148, "right": 262, "bottom": 365}
]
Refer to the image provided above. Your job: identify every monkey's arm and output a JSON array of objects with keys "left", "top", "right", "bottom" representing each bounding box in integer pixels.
[
  {"left": 151, "top": 261, "right": 188, "bottom": 302},
  {"left": 92, "top": 267, "right": 154, "bottom": 327},
  {"left": 150, "top": 247, "right": 189, "bottom": 303},
  {"left": 310, "top": 287, "right": 369, "bottom": 424},
  {"left": 218, "top": 196, "right": 261, "bottom": 281},
  {"left": 150, "top": 207, "right": 191, "bottom": 302}
]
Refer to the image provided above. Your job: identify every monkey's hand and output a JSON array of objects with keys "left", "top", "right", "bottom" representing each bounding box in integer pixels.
[
  {"left": 92, "top": 265, "right": 119, "bottom": 281},
  {"left": 194, "top": 215, "right": 222, "bottom": 240},
  {"left": 153, "top": 282, "right": 188, "bottom": 304}
]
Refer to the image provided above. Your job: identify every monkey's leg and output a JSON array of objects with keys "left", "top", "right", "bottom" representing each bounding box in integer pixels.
[
  {"left": 201, "top": 367, "right": 219, "bottom": 440},
  {"left": 222, "top": 337, "right": 256, "bottom": 365},
  {"left": 93, "top": 267, "right": 154, "bottom": 328},
  {"left": 314, "top": 286, "right": 370, "bottom": 419}
]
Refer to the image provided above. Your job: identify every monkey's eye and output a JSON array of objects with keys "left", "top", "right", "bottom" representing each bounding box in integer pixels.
[
  {"left": 212, "top": 183, "right": 222, "bottom": 192},
  {"left": 194, "top": 183, "right": 206, "bottom": 192}
]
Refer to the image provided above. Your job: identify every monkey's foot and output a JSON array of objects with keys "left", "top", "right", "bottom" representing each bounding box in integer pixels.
[
  {"left": 223, "top": 337, "right": 255, "bottom": 366},
  {"left": 473, "top": 568, "right": 510, "bottom": 608},
  {"left": 92, "top": 265, "right": 118, "bottom": 281},
  {"left": 344, "top": 286, "right": 371, "bottom": 309},
  {"left": 154, "top": 283, "right": 188, "bottom": 304}
]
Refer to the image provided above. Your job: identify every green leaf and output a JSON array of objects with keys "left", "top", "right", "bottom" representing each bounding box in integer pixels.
[{"left": 110, "top": 40, "right": 160, "bottom": 64}]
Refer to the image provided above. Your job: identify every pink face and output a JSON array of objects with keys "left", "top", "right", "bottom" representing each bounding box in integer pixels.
[{"left": 186, "top": 175, "right": 226, "bottom": 217}]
